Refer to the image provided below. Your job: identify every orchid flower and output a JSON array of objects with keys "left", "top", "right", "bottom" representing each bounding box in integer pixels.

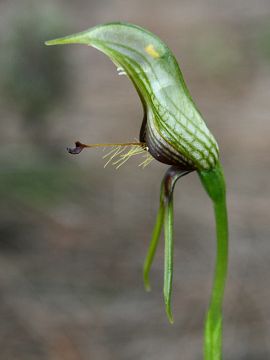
[{"left": 46, "top": 22, "right": 229, "bottom": 360}]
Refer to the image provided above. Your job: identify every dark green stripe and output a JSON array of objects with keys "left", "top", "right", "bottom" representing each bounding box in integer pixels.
[{"left": 107, "top": 41, "right": 216, "bottom": 146}]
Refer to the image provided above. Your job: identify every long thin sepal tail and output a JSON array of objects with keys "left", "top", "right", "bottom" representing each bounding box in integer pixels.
[
  {"left": 163, "top": 193, "right": 174, "bottom": 324},
  {"left": 143, "top": 167, "right": 190, "bottom": 323},
  {"left": 143, "top": 193, "right": 165, "bottom": 291}
]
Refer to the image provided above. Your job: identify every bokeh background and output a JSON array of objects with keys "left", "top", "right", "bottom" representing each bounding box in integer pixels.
[{"left": 1, "top": 0, "right": 270, "bottom": 359}]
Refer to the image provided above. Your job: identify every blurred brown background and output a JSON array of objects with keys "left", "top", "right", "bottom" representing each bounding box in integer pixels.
[{"left": 1, "top": 0, "right": 270, "bottom": 359}]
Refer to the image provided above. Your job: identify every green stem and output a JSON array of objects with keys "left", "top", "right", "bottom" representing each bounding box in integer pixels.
[
  {"left": 204, "top": 197, "right": 228, "bottom": 359},
  {"left": 198, "top": 162, "right": 229, "bottom": 360}
]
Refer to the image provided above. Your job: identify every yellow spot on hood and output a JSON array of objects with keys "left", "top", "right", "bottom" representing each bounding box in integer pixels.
[{"left": 145, "top": 44, "right": 160, "bottom": 58}]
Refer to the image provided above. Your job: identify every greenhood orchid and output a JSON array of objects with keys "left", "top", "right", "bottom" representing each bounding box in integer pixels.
[{"left": 46, "top": 22, "right": 229, "bottom": 360}]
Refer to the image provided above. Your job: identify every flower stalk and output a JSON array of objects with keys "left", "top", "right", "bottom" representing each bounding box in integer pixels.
[{"left": 199, "top": 163, "right": 228, "bottom": 360}]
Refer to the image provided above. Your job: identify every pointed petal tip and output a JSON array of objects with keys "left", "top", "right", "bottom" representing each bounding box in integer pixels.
[
  {"left": 144, "top": 283, "right": 151, "bottom": 292},
  {"left": 166, "top": 307, "right": 174, "bottom": 324},
  {"left": 45, "top": 32, "right": 91, "bottom": 46},
  {"left": 143, "top": 273, "right": 151, "bottom": 292},
  {"left": 44, "top": 39, "right": 55, "bottom": 46},
  {"left": 44, "top": 37, "right": 74, "bottom": 46},
  {"left": 164, "top": 297, "right": 174, "bottom": 324}
]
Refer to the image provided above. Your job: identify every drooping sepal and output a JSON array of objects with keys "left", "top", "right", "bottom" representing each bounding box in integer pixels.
[{"left": 143, "top": 167, "right": 191, "bottom": 323}]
